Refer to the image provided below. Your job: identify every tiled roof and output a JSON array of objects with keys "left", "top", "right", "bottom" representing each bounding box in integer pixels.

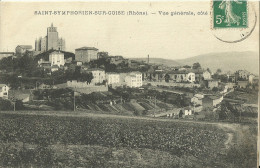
[
  {"left": 52, "top": 65, "right": 59, "bottom": 68},
  {"left": 8, "top": 90, "right": 31, "bottom": 100},
  {"left": 85, "top": 68, "right": 105, "bottom": 71},
  {"left": 0, "top": 52, "right": 14, "bottom": 54},
  {"left": 0, "top": 84, "right": 7, "bottom": 87},
  {"left": 17, "top": 45, "right": 32, "bottom": 49},
  {"left": 168, "top": 70, "right": 189, "bottom": 74},
  {"left": 75, "top": 47, "right": 98, "bottom": 51},
  {"left": 50, "top": 51, "right": 64, "bottom": 55}
]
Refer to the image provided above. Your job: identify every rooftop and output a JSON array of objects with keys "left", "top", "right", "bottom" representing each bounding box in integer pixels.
[
  {"left": 203, "top": 95, "right": 222, "bottom": 100},
  {"left": 17, "top": 45, "right": 32, "bottom": 49},
  {"left": 52, "top": 65, "right": 59, "bottom": 68},
  {"left": 85, "top": 68, "right": 105, "bottom": 72},
  {"left": 0, "top": 52, "right": 14, "bottom": 54},
  {"left": 49, "top": 51, "right": 64, "bottom": 55},
  {"left": 0, "top": 84, "right": 7, "bottom": 87},
  {"left": 75, "top": 47, "right": 99, "bottom": 51},
  {"left": 8, "top": 90, "right": 31, "bottom": 100}
]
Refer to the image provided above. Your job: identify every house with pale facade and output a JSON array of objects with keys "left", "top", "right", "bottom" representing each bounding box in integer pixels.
[
  {"left": 0, "top": 84, "right": 9, "bottom": 99},
  {"left": 187, "top": 72, "right": 196, "bottom": 83},
  {"left": 168, "top": 70, "right": 196, "bottom": 83},
  {"left": 49, "top": 51, "right": 65, "bottom": 67},
  {"left": 203, "top": 70, "right": 211, "bottom": 80},
  {"left": 237, "top": 80, "right": 248, "bottom": 88},
  {"left": 184, "top": 107, "right": 193, "bottom": 116},
  {"left": 205, "top": 79, "right": 219, "bottom": 89},
  {"left": 248, "top": 74, "right": 259, "bottom": 84},
  {"left": 202, "top": 95, "right": 223, "bottom": 109},
  {"left": 235, "top": 70, "right": 250, "bottom": 80},
  {"left": 191, "top": 94, "right": 204, "bottom": 106},
  {"left": 125, "top": 71, "right": 143, "bottom": 88},
  {"left": 106, "top": 73, "right": 120, "bottom": 85},
  {"left": 85, "top": 68, "right": 105, "bottom": 84}
]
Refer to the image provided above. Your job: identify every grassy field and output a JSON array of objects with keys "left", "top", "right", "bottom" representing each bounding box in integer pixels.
[{"left": 0, "top": 111, "right": 257, "bottom": 168}]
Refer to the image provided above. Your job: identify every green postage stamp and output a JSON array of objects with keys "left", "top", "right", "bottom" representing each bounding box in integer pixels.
[{"left": 213, "top": 0, "right": 248, "bottom": 28}]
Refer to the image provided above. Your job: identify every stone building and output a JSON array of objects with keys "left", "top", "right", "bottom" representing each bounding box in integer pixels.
[
  {"left": 168, "top": 71, "right": 196, "bottom": 83},
  {"left": 125, "top": 71, "right": 143, "bottom": 88},
  {"left": 75, "top": 47, "right": 99, "bottom": 63},
  {"left": 106, "top": 73, "right": 120, "bottom": 85},
  {"left": 15, "top": 45, "right": 33, "bottom": 56},
  {"left": 35, "top": 23, "right": 66, "bottom": 53},
  {"left": 0, "top": 84, "right": 9, "bottom": 99},
  {"left": 49, "top": 51, "right": 65, "bottom": 67},
  {"left": 84, "top": 68, "right": 105, "bottom": 84},
  {"left": 0, "top": 52, "right": 14, "bottom": 60}
]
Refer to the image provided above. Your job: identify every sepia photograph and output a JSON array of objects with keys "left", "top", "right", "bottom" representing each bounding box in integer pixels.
[{"left": 0, "top": 1, "right": 259, "bottom": 167}]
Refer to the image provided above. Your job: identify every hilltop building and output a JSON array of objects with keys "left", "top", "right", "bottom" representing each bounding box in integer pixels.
[
  {"left": 49, "top": 51, "right": 65, "bottom": 67},
  {"left": 15, "top": 45, "right": 33, "bottom": 56},
  {"left": 97, "top": 52, "right": 109, "bottom": 59},
  {"left": 35, "top": 23, "right": 66, "bottom": 54},
  {"left": 75, "top": 47, "right": 99, "bottom": 63}
]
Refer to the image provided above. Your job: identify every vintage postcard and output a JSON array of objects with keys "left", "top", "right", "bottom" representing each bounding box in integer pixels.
[{"left": 0, "top": 1, "right": 259, "bottom": 167}]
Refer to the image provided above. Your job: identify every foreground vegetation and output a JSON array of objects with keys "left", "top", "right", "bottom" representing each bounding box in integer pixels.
[{"left": 0, "top": 112, "right": 257, "bottom": 167}]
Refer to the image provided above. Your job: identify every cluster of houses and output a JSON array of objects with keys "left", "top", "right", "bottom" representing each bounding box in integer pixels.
[{"left": 66, "top": 68, "right": 143, "bottom": 88}]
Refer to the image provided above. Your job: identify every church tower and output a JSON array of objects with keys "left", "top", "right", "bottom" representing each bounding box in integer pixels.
[{"left": 47, "top": 23, "right": 59, "bottom": 50}]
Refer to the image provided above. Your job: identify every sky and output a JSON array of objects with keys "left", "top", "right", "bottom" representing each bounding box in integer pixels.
[{"left": 0, "top": 1, "right": 259, "bottom": 60}]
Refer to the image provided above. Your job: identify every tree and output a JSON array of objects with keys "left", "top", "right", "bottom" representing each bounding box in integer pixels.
[
  {"left": 216, "top": 69, "right": 222, "bottom": 74},
  {"left": 105, "top": 63, "right": 116, "bottom": 72},
  {"left": 212, "top": 87, "right": 219, "bottom": 92},
  {"left": 80, "top": 72, "right": 93, "bottom": 84},
  {"left": 15, "top": 100, "right": 24, "bottom": 110},
  {"left": 206, "top": 68, "right": 211, "bottom": 73},
  {"left": 0, "top": 98, "right": 12, "bottom": 110},
  {"left": 73, "top": 66, "right": 81, "bottom": 79},
  {"left": 165, "top": 74, "right": 170, "bottom": 82},
  {"left": 51, "top": 69, "right": 65, "bottom": 84},
  {"left": 179, "top": 110, "right": 183, "bottom": 118},
  {"left": 192, "top": 62, "right": 201, "bottom": 69},
  {"left": 0, "top": 56, "right": 18, "bottom": 72},
  {"left": 18, "top": 54, "right": 37, "bottom": 77}
]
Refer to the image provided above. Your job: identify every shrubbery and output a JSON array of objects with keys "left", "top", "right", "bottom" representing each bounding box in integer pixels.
[{"left": 0, "top": 98, "right": 12, "bottom": 111}]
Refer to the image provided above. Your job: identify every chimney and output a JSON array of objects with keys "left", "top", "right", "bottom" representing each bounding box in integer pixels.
[{"left": 147, "top": 54, "right": 149, "bottom": 64}]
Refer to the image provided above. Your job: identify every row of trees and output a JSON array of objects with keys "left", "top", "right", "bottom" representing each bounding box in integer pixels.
[
  {"left": 0, "top": 98, "right": 24, "bottom": 111},
  {"left": 0, "top": 52, "right": 37, "bottom": 77}
]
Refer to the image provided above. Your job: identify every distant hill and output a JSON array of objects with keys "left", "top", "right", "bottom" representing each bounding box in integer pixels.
[
  {"left": 133, "top": 58, "right": 183, "bottom": 67},
  {"left": 132, "top": 51, "right": 258, "bottom": 75},
  {"left": 177, "top": 51, "right": 258, "bottom": 74}
]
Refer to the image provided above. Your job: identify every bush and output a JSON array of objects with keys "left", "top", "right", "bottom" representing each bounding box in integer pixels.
[
  {"left": 0, "top": 98, "right": 13, "bottom": 111},
  {"left": 15, "top": 100, "right": 24, "bottom": 110}
]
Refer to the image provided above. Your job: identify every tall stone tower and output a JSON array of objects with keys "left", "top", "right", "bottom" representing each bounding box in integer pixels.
[
  {"left": 47, "top": 23, "right": 59, "bottom": 50},
  {"left": 35, "top": 23, "right": 66, "bottom": 54}
]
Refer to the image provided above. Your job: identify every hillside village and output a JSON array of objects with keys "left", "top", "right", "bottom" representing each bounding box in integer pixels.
[{"left": 0, "top": 24, "right": 258, "bottom": 122}]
